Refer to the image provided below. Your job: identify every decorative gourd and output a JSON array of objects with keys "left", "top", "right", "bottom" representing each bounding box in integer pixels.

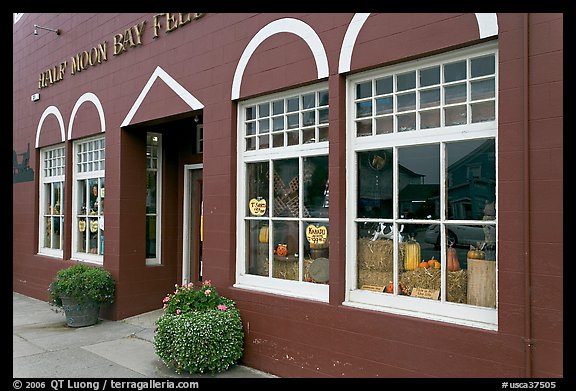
[
  {"left": 427, "top": 257, "right": 436, "bottom": 268},
  {"left": 467, "top": 244, "right": 485, "bottom": 260},
  {"left": 259, "top": 225, "right": 269, "bottom": 243},
  {"left": 447, "top": 245, "right": 461, "bottom": 271},
  {"left": 403, "top": 238, "right": 421, "bottom": 271},
  {"left": 386, "top": 281, "right": 394, "bottom": 294},
  {"left": 419, "top": 260, "right": 428, "bottom": 268}
]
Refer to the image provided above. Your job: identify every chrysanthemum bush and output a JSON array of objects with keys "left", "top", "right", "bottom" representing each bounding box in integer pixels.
[{"left": 153, "top": 280, "right": 244, "bottom": 374}]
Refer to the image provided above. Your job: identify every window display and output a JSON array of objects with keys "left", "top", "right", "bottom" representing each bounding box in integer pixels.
[
  {"left": 239, "top": 84, "right": 330, "bottom": 300},
  {"left": 39, "top": 145, "right": 65, "bottom": 256},
  {"left": 348, "top": 43, "right": 498, "bottom": 328}
]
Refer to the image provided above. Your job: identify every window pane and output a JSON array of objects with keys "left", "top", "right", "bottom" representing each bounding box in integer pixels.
[
  {"left": 272, "top": 116, "right": 284, "bottom": 132},
  {"left": 398, "top": 144, "right": 440, "bottom": 220},
  {"left": 420, "top": 88, "right": 440, "bottom": 108},
  {"left": 303, "top": 155, "right": 329, "bottom": 218},
  {"left": 397, "top": 93, "right": 415, "bottom": 112},
  {"left": 146, "top": 215, "right": 156, "bottom": 258},
  {"left": 444, "top": 83, "right": 467, "bottom": 104},
  {"left": 78, "top": 179, "right": 87, "bottom": 215},
  {"left": 471, "top": 54, "right": 495, "bottom": 78},
  {"left": 318, "top": 126, "right": 329, "bottom": 142},
  {"left": 444, "top": 60, "right": 466, "bottom": 82},
  {"left": 247, "top": 161, "right": 270, "bottom": 218},
  {"left": 302, "top": 110, "right": 316, "bottom": 126},
  {"left": 302, "top": 93, "right": 315, "bottom": 109},
  {"left": 318, "top": 108, "right": 329, "bottom": 124},
  {"left": 245, "top": 106, "right": 255, "bottom": 120},
  {"left": 246, "top": 220, "right": 269, "bottom": 276},
  {"left": 287, "top": 97, "right": 299, "bottom": 113},
  {"left": 304, "top": 221, "right": 329, "bottom": 284},
  {"left": 397, "top": 71, "right": 416, "bottom": 91},
  {"left": 397, "top": 113, "right": 416, "bottom": 132},
  {"left": 287, "top": 130, "right": 299, "bottom": 146},
  {"left": 246, "top": 121, "right": 256, "bottom": 136},
  {"left": 356, "top": 101, "right": 372, "bottom": 118},
  {"left": 258, "top": 103, "right": 269, "bottom": 117},
  {"left": 258, "top": 135, "right": 269, "bottom": 149},
  {"left": 356, "top": 119, "right": 372, "bottom": 137},
  {"left": 272, "top": 133, "right": 284, "bottom": 148},
  {"left": 446, "top": 139, "right": 496, "bottom": 220},
  {"left": 303, "top": 128, "right": 315, "bottom": 144},
  {"left": 272, "top": 100, "right": 284, "bottom": 115},
  {"left": 272, "top": 220, "right": 299, "bottom": 281},
  {"left": 273, "top": 158, "right": 299, "bottom": 217},
  {"left": 420, "top": 109, "right": 440, "bottom": 130},
  {"left": 445, "top": 105, "right": 467, "bottom": 126},
  {"left": 375, "top": 96, "right": 393, "bottom": 115},
  {"left": 357, "top": 149, "right": 393, "bottom": 218},
  {"left": 88, "top": 217, "right": 99, "bottom": 254},
  {"left": 44, "top": 217, "right": 51, "bottom": 248},
  {"left": 471, "top": 101, "right": 495, "bottom": 123},
  {"left": 356, "top": 81, "right": 372, "bottom": 99},
  {"left": 471, "top": 79, "right": 495, "bottom": 101},
  {"left": 376, "top": 76, "right": 393, "bottom": 95},
  {"left": 445, "top": 224, "right": 495, "bottom": 307},
  {"left": 245, "top": 136, "right": 256, "bottom": 151},
  {"left": 375, "top": 116, "right": 393, "bottom": 135},
  {"left": 318, "top": 90, "right": 329, "bottom": 106},
  {"left": 259, "top": 119, "right": 269, "bottom": 133},
  {"left": 420, "top": 66, "right": 440, "bottom": 87},
  {"left": 356, "top": 222, "right": 394, "bottom": 293},
  {"left": 398, "top": 224, "right": 441, "bottom": 299},
  {"left": 146, "top": 170, "right": 157, "bottom": 214},
  {"left": 287, "top": 113, "right": 299, "bottom": 129}
]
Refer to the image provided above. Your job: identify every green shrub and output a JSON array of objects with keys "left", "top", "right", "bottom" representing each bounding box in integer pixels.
[
  {"left": 154, "top": 280, "right": 244, "bottom": 374},
  {"left": 48, "top": 263, "right": 115, "bottom": 306}
]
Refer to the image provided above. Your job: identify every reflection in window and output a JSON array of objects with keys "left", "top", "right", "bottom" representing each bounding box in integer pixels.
[
  {"left": 357, "top": 149, "right": 393, "bottom": 219},
  {"left": 40, "top": 145, "right": 65, "bottom": 255}
]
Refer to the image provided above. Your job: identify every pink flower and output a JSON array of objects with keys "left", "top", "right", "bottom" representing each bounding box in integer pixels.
[
  {"left": 162, "top": 296, "right": 170, "bottom": 303},
  {"left": 202, "top": 279, "right": 212, "bottom": 287},
  {"left": 187, "top": 282, "right": 194, "bottom": 288},
  {"left": 176, "top": 309, "right": 181, "bottom": 315},
  {"left": 204, "top": 289, "right": 211, "bottom": 296},
  {"left": 163, "top": 303, "right": 167, "bottom": 309},
  {"left": 217, "top": 304, "right": 227, "bottom": 311}
]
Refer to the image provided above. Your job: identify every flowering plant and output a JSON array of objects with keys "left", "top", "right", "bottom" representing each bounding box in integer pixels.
[{"left": 154, "top": 280, "right": 244, "bottom": 374}]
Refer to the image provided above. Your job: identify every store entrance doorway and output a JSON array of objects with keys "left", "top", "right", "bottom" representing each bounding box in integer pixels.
[{"left": 182, "top": 164, "right": 203, "bottom": 285}]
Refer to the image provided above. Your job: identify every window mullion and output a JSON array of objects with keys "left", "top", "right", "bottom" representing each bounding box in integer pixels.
[{"left": 440, "top": 142, "right": 447, "bottom": 302}]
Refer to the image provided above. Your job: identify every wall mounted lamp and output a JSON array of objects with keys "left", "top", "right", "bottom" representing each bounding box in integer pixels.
[{"left": 34, "top": 24, "right": 60, "bottom": 36}]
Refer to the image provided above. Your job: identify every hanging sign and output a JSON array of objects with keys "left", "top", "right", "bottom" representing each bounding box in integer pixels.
[
  {"left": 306, "top": 224, "right": 328, "bottom": 246},
  {"left": 248, "top": 198, "right": 267, "bottom": 216}
]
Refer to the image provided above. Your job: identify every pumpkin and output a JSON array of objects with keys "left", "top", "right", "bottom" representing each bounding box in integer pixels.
[
  {"left": 419, "top": 260, "right": 428, "bottom": 268},
  {"left": 433, "top": 261, "right": 441, "bottom": 269},
  {"left": 403, "top": 238, "right": 421, "bottom": 271},
  {"left": 467, "top": 245, "right": 485, "bottom": 260},
  {"left": 276, "top": 244, "right": 288, "bottom": 257},
  {"left": 427, "top": 257, "right": 436, "bottom": 268},
  {"left": 447, "top": 245, "right": 461, "bottom": 271},
  {"left": 386, "top": 280, "right": 394, "bottom": 294},
  {"left": 259, "top": 225, "right": 269, "bottom": 243}
]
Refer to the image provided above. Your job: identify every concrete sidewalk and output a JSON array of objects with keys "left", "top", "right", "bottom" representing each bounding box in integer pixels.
[{"left": 13, "top": 292, "right": 276, "bottom": 378}]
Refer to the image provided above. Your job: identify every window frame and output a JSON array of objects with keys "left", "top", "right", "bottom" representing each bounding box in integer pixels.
[
  {"left": 146, "top": 132, "right": 163, "bottom": 266},
  {"left": 345, "top": 42, "right": 499, "bottom": 330},
  {"left": 71, "top": 135, "right": 106, "bottom": 265},
  {"left": 235, "top": 82, "right": 330, "bottom": 303},
  {"left": 38, "top": 144, "right": 66, "bottom": 258}
]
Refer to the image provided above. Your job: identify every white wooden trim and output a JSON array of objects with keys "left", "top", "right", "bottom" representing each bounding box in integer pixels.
[
  {"left": 231, "top": 18, "right": 329, "bottom": 100},
  {"left": 35, "top": 106, "right": 66, "bottom": 148},
  {"left": 68, "top": 92, "right": 106, "bottom": 140},
  {"left": 182, "top": 164, "right": 203, "bottom": 284},
  {"left": 146, "top": 133, "right": 163, "bottom": 266}
]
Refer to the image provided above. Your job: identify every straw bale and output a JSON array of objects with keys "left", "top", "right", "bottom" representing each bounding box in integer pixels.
[
  {"left": 399, "top": 268, "right": 467, "bottom": 303},
  {"left": 357, "top": 238, "right": 405, "bottom": 273}
]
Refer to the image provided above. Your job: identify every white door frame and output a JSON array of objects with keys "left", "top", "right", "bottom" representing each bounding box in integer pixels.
[{"left": 182, "top": 163, "right": 203, "bottom": 285}]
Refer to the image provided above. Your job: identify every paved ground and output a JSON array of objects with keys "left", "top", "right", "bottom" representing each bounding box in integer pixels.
[{"left": 13, "top": 292, "right": 276, "bottom": 379}]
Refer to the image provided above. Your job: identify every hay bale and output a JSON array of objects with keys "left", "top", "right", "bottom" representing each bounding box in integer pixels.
[
  {"left": 358, "top": 270, "right": 393, "bottom": 289},
  {"left": 265, "top": 257, "right": 315, "bottom": 282},
  {"left": 357, "top": 238, "right": 405, "bottom": 272},
  {"left": 398, "top": 268, "right": 467, "bottom": 303}
]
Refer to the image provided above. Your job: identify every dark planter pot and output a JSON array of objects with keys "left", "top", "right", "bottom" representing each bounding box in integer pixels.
[{"left": 60, "top": 296, "right": 100, "bottom": 327}]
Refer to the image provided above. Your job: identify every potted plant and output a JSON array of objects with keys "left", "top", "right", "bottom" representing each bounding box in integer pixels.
[
  {"left": 48, "top": 263, "right": 116, "bottom": 327},
  {"left": 154, "top": 280, "right": 244, "bottom": 374}
]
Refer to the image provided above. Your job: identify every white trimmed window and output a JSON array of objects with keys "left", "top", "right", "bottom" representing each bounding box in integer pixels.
[
  {"left": 38, "top": 144, "right": 65, "bottom": 257},
  {"left": 72, "top": 136, "right": 105, "bottom": 264},
  {"left": 236, "top": 83, "right": 330, "bottom": 302},
  {"left": 345, "top": 42, "right": 498, "bottom": 330},
  {"left": 146, "top": 132, "right": 162, "bottom": 265}
]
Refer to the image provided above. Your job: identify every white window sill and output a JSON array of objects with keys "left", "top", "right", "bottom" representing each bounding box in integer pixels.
[{"left": 234, "top": 274, "right": 329, "bottom": 303}]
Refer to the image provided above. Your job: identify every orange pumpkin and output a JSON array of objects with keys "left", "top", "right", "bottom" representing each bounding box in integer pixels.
[
  {"left": 467, "top": 244, "right": 485, "bottom": 260},
  {"left": 276, "top": 244, "right": 288, "bottom": 257},
  {"left": 386, "top": 281, "right": 394, "bottom": 294},
  {"left": 433, "top": 261, "right": 441, "bottom": 269},
  {"left": 427, "top": 257, "right": 436, "bottom": 268},
  {"left": 447, "top": 245, "right": 461, "bottom": 271},
  {"left": 419, "top": 260, "right": 428, "bottom": 268}
]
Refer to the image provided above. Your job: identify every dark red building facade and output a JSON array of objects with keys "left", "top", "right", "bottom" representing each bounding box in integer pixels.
[{"left": 13, "top": 13, "right": 563, "bottom": 378}]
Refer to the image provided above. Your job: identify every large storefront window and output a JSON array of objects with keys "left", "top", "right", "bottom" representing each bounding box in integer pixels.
[
  {"left": 236, "top": 83, "right": 330, "bottom": 301},
  {"left": 38, "top": 144, "right": 65, "bottom": 257},
  {"left": 72, "top": 136, "right": 105, "bottom": 264},
  {"left": 346, "top": 42, "right": 498, "bottom": 329},
  {"left": 146, "top": 132, "right": 162, "bottom": 265}
]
